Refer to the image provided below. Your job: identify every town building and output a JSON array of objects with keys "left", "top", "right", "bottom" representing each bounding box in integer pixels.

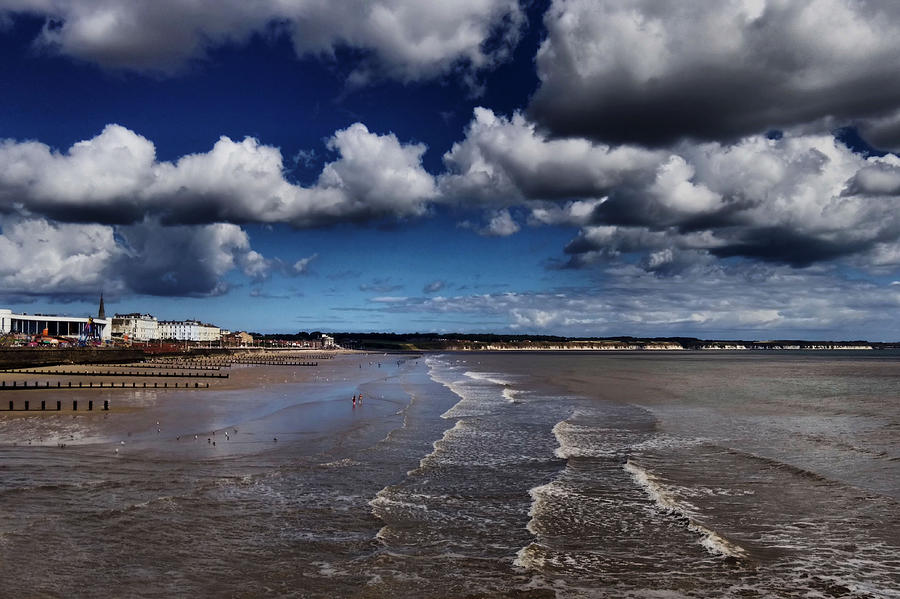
[
  {"left": 158, "top": 320, "right": 221, "bottom": 343},
  {"left": 222, "top": 331, "right": 254, "bottom": 347},
  {"left": 0, "top": 296, "right": 111, "bottom": 341},
  {"left": 110, "top": 313, "right": 160, "bottom": 341}
]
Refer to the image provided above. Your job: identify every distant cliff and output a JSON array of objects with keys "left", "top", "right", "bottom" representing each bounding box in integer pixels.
[{"left": 331, "top": 332, "right": 880, "bottom": 352}]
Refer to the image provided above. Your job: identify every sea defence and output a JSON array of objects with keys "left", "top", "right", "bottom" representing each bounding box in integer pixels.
[{"left": 0, "top": 348, "right": 144, "bottom": 369}]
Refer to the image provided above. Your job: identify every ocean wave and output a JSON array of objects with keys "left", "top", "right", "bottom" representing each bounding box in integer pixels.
[
  {"left": 318, "top": 458, "right": 362, "bottom": 468},
  {"left": 624, "top": 460, "right": 748, "bottom": 561},
  {"left": 551, "top": 420, "right": 640, "bottom": 459},
  {"left": 723, "top": 448, "right": 837, "bottom": 486},
  {"left": 411, "top": 419, "right": 466, "bottom": 474},
  {"left": 462, "top": 371, "right": 517, "bottom": 386},
  {"left": 502, "top": 387, "right": 522, "bottom": 403},
  {"left": 369, "top": 487, "right": 430, "bottom": 515}
]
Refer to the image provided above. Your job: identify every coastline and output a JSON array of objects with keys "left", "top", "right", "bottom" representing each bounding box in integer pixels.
[{"left": 0, "top": 351, "right": 411, "bottom": 458}]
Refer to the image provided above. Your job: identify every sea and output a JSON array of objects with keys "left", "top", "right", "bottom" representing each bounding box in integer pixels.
[{"left": 0, "top": 351, "right": 898, "bottom": 598}]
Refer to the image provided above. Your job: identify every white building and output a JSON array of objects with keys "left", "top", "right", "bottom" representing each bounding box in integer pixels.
[
  {"left": 111, "top": 313, "right": 159, "bottom": 341},
  {"left": 159, "top": 320, "right": 221, "bottom": 343},
  {"left": 0, "top": 308, "right": 111, "bottom": 340},
  {"left": 199, "top": 323, "right": 220, "bottom": 343}
]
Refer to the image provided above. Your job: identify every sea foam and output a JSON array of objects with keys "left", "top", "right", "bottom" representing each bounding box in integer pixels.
[{"left": 624, "top": 460, "right": 748, "bottom": 560}]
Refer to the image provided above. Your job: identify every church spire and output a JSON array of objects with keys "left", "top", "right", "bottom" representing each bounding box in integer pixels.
[{"left": 98, "top": 292, "right": 106, "bottom": 320}]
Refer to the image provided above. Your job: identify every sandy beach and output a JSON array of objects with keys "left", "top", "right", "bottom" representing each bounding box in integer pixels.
[{"left": 0, "top": 351, "right": 414, "bottom": 459}]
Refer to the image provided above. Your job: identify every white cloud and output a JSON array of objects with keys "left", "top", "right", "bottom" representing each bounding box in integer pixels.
[
  {"left": 528, "top": 199, "right": 606, "bottom": 227},
  {"left": 370, "top": 296, "right": 408, "bottom": 303},
  {"left": 0, "top": 122, "right": 436, "bottom": 227},
  {"left": 424, "top": 280, "right": 446, "bottom": 293},
  {"left": 0, "top": 215, "right": 269, "bottom": 297},
  {"left": 359, "top": 264, "right": 900, "bottom": 339},
  {"left": 481, "top": 209, "right": 520, "bottom": 237},
  {"left": 292, "top": 254, "right": 318, "bottom": 275},
  {"left": 0, "top": 0, "right": 523, "bottom": 82},
  {"left": 438, "top": 110, "right": 900, "bottom": 271},
  {"left": 440, "top": 107, "right": 663, "bottom": 205},
  {"left": 0, "top": 215, "right": 120, "bottom": 295}
]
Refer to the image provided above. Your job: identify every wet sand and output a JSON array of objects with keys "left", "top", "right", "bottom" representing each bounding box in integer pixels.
[{"left": 0, "top": 351, "right": 415, "bottom": 459}]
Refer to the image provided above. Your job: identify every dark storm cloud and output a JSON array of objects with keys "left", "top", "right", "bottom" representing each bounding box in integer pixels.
[
  {"left": 529, "top": 0, "right": 900, "bottom": 149},
  {"left": 708, "top": 227, "right": 877, "bottom": 268},
  {"left": 112, "top": 221, "right": 260, "bottom": 296}
]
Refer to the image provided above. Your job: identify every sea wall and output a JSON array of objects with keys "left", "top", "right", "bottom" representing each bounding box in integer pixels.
[{"left": 0, "top": 348, "right": 145, "bottom": 369}]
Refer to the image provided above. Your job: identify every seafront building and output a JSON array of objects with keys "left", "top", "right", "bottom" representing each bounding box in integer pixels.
[
  {"left": 110, "top": 313, "right": 160, "bottom": 341},
  {"left": 158, "top": 320, "right": 221, "bottom": 342},
  {"left": 0, "top": 307, "right": 110, "bottom": 341},
  {"left": 222, "top": 331, "right": 254, "bottom": 346}
]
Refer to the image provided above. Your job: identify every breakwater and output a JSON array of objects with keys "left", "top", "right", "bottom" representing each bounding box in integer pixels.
[{"left": 0, "top": 348, "right": 145, "bottom": 369}]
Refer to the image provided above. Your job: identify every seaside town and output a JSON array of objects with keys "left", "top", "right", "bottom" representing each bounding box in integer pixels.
[
  {"left": 0, "top": 297, "right": 888, "bottom": 356},
  {"left": 0, "top": 296, "right": 336, "bottom": 351}
]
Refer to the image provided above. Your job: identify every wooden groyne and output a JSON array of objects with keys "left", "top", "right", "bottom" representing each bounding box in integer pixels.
[
  {"left": 0, "top": 368, "right": 228, "bottom": 378},
  {"left": 0, "top": 380, "right": 211, "bottom": 392},
  {"left": 152, "top": 359, "right": 317, "bottom": 367},
  {"left": 2, "top": 399, "right": 109, "bottom": 411},
  {"left": 96, "top": 363, "right": 222, "bottom": 371}
]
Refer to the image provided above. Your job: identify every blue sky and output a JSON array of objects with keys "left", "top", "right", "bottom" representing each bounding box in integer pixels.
[{"left": 3, "top": 1, "right": 900, "bottom": 339}]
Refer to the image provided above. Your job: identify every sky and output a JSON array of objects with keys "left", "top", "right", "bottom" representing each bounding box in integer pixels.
[{"left": 2, "top": 0, "right": 900, "bottom": 340}]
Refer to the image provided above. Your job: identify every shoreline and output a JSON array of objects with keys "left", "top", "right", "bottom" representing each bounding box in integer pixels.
[{"left": 0, "top": 352, "right": 421, "bottom": 457}]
